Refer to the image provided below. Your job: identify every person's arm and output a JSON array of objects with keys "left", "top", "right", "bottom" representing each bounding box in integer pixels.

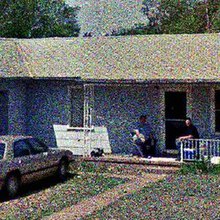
[
  {"left": 178, "top": 134, "right": 193, "bottom": 140},
  {"left": 134, "top": 129, "right": 140, "bottom": 137},
  {"left": 178, "top": 135, "right": 193, "bottom": 141},
  {"left": 131, "top": 123, "right": 140, "bottom": 137},
  {"left": 179, "top": 126, "right": 199, "bottom": 140}
]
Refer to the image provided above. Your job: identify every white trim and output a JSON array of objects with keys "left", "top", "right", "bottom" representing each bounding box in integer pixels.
[
  {"left": 67, "top": 126, "right": 94, "bottom": 131},
  {"left": 68, "top": 84, "right": 148, "bottom": 89},
  {"left": 1, "top": 141, "right": 7, "bottom": 160}
]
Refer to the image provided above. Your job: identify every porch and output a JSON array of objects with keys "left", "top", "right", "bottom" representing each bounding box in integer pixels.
[{"left": 54, "top": 82, "right": 220, "bottom": 159}]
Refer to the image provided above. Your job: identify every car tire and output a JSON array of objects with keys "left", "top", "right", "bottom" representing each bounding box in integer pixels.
[
  {"left": 57, "top": 159, "right": 69, "bottom": 182},
  {"left": 5, "top": 174, "right": 21, "bottom": 198}
]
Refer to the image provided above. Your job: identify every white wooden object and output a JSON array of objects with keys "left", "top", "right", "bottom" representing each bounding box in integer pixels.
[{"left": 53, "top": 125, "right": 111, "bottom": 155}]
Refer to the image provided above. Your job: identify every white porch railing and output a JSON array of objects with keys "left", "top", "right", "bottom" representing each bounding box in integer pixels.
[{"left": 180, "top": 139, "right": 220, "bottom": 162}]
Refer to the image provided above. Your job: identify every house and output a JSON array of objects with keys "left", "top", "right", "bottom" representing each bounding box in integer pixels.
[{"left": 0, "top": 33, "right": 219, "bottom": 156}]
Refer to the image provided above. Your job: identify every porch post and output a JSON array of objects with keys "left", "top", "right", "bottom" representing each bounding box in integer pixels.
[
  {"left": 158, "top": 87, "right": 165, "bottom": 154},
  {"left": 180, "top": 141, "right": 184, "bottom": 162},
  {"left": 83, "top": 84, "right": 95, "bottom": 156}
]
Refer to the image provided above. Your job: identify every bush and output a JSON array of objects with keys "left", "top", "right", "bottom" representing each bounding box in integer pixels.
[{"left": 179, "top": 158, "right": 220, "bottom": 175}]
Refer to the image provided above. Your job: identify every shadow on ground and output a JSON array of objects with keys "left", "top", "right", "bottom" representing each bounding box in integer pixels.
[{"left": 0, "top": 172, "right": 77, "bottom": 202}]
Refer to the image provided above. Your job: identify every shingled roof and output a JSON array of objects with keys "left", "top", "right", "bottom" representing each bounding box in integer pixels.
[{"left": 0, "top": 34, "right": 219, "bottom": 82}]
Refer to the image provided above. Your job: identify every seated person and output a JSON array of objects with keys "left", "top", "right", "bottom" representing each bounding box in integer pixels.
[
  {"left": 131, "top": 115, "right": 156, "bottom": 158},
  {"left": 176, "top": 117, "right": 199, "bottom": 160}
]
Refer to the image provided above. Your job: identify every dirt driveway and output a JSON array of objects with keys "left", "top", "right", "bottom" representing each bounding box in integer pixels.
[{"left": 45, "top": 172, "right": 167, "bottom": 220}]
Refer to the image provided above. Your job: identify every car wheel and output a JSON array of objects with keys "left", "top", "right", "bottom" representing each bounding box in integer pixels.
[
  {"left": 58, "top": 159, "right": 69, "bottom": 181},
  {"left": 5, "top": 174, "right": 20, "bottom": 198}
]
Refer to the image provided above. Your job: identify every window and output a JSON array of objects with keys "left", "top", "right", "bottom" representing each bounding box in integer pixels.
[
  {"left": 215, "top": 90, "right": 220, "bottom": 132},
  {"left": 0, "top": 143, "right": 5, "bottom": 159},
  {"left": 13, "top": 140, "right": 30, "bottom": 158},
  {"left": 28, "top": 138, "right": 48, "bottom": 155},
  {"left": 70, "top": 87, "right": 84, "bottom": 127}
]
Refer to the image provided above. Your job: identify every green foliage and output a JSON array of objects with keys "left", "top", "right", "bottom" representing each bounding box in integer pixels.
[
  {"left": 160, "top": 0, "right": 220, "bottom": 34},
  {"left": 114, "top": 0, "right": 219, "bottom": 36},
  {"left": 209, "top": 1, "right": 220, "bottom": 32},
  {"left": 179, "top": 159, "right": 220, "bottom": 175},
  {"left": 0, "top": 0, "right": 36, "bottom": 38},
  {"left": 113, "top": 22, "right": 160, "bottom": 36},
  {"left": 0, "top": 0, "right": 80, "bottom": 38},
  {"left": 80, "top": 161, "right": 97, "bottom": 173},
  {"left": 209, "top": 164, "right": 220, "bottom": 174}
]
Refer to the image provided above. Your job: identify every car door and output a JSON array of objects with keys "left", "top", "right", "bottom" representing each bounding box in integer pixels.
[
  {"left": 27, "top": 138, "right": 56, "bottom": 178},
  {"left": 13, "top": 139, "right": 34, "bottom": 184}
]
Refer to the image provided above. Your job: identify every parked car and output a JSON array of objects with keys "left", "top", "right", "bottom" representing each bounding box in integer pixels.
[{"left": 0, "top": 136, "right": 74, "bottom": 198}]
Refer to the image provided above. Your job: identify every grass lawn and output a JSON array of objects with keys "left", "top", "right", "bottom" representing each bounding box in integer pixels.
[
  {"left": 0, "top": 172, "right": 127, "bottom": 220},
  {"left": 84, "top": 173, "right": 220, "bottom": 220}
]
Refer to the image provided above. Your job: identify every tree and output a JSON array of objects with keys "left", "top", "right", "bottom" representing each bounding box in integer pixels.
[
  {"left": 159, "top": 0, "right": 220, "bottom": 34},
  {"left": 31, "top": 1, "right": 80, "bottom": 37},
  {"left": 0, "top": 0, "right": 80, "bottom": 38},
  {"left": 77, "top": 0, "right": 149, "bottom": 36},
  {"left": 201, "top": 0, "right": 220, "bottom": 32},
  {"left": 114, "top": 0, "right": 219, "bottom": 35},
  {"left": 0, "top": 0, "right": 36, "bottom": 38}
]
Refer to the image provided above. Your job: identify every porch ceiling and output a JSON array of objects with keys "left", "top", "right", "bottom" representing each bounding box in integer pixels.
[{"left": 0, "top": 33, "right": 219, "bottom": 81}]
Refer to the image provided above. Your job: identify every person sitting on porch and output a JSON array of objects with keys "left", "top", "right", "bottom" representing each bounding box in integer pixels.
[
  {"left": 176, "top": 117, "right": 199, "bottom": 160},
  {"left": 131, "top": 115, "right": 156, "bottom": 158}
]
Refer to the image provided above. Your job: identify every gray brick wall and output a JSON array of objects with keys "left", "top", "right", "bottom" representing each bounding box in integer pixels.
[
  {"left": 0, "top": 80, "right": 26, "bottom": 135},
  {"left": 26, "top": 81, "right": 71, "bottom": 147},
  {"left": 94, "top": 85, "right": 156, "bottom": 154}
]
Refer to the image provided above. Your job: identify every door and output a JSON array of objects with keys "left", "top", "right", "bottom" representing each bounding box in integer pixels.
[
  {"left": 27, "top": 138, "right": 56, "bottom": 178},
  {"left": 0, "top": 92, "right": 8, "bottom": 135},
  {"left": 165, "top": 92, "right": 186, "bottom": 149}
]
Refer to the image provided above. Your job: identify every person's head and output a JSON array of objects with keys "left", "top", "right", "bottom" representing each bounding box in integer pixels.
[
  {"left": 185, "top": 117, "right": 192, "bottom": 127},
  {"left": 139, "top": 115, "right": 147, "bottom": 123}
]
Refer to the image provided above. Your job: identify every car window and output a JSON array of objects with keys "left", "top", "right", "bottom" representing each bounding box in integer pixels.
[
  {"left": 28, "top": 138, "right": 48, "bottom": 155},
  {"left": 13, "top": 140, "right": 30, "bottom": 158},
  {"left": 0, "top": 143, "right": 5, "bottom": 159}
]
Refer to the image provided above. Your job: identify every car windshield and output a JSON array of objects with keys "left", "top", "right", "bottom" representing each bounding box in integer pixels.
[{"left": 0, "top": 143, "right": 5, "bottom": 159}]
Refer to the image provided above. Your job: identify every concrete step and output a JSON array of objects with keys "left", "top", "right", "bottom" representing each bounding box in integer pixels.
[
  {"left": 82, "top": 155, "right": 181, "bottom": 167},
  {"left": 80, "top": 158, "right": 180, "bottom": 175}
]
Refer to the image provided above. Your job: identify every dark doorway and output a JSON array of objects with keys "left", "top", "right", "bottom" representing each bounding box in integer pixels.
[
  {"left": 0, "top": 92, "right": 9, "bottom": 135},
  {"left": 165, "top": 92, "right": 186, "bottom": 149}
]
